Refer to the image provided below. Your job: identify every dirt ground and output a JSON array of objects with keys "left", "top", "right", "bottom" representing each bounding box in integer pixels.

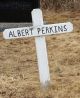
[{"left": 0, "top": 10, "right": 80, "bottom": 98}]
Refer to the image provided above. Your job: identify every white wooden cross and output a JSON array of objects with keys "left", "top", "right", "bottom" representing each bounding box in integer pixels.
[{"left": 3, "top": 9, "right": 73, "bottom": 87}]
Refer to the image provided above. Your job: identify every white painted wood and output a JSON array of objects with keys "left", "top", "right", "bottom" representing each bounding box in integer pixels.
[
  {"left": 3, "top": 22, "right": 73, "bottom": 39},
  {"left": 31, "top": 9, "right": 50, "bottom": 86}
]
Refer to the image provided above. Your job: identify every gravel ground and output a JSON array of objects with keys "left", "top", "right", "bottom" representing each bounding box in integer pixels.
[{"left": 0, "top": 23, "right": 32, "bottom": 32}]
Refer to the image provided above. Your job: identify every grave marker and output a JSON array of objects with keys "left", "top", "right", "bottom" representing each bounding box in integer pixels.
[{"left": 3, "top": 9, "right": 73, "bottom": 87}]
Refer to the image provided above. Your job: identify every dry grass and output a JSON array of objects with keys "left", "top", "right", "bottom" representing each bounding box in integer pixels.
[
  {"left": 41, "top": 0, "right": 80, "bottom": 11},
  {"left": 0, "top": 10, "right": 80, "bottom": 98}
]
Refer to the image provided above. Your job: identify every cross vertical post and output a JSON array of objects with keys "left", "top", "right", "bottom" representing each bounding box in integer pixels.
[{"left": 31, "top": 9, "right": 50, "bottom": 87}]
